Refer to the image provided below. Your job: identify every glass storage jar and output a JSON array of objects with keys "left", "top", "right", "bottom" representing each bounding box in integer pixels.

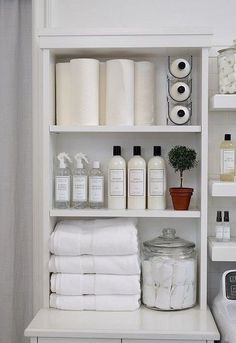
[
  {"left": 218, "top": 40, "right": 236, "bottom": 94},
  {"left": 142, "top": 228, "right": 197, "bottom": 311}
]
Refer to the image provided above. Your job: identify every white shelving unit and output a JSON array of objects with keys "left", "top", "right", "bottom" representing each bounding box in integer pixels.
[
  {"left": 208, "top": 237, "right": 236, "bottom": 261},
  {"left": 209, "top": 179, "right": 236, "bottom": 197},
  {"left": 26, "top": 29, "right": 219, "bottom": 342},
  {"left": 210, "top": 94, "right": 236, "bottom": 111}
]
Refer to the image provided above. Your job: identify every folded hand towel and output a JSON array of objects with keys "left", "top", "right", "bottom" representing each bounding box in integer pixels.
[
  {"left": 50, "top": 293, "right": 140, "bottom": 311},
  {"left": 49, "top": 218, "right": 138, "bottom": 256},
  {"left": 49, "top": 255, "right": 140, "bottom": 275},
  {"left": 51, "top": 273, "right": 140, "bottom": 295}
]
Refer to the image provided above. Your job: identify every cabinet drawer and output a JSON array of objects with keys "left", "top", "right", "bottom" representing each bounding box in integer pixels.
[
  {"left": 38, "top": 339, "right": 120, "bottom": 343},
  {"left": 122, "top": 340, "right": 205, "bottom": 343}
]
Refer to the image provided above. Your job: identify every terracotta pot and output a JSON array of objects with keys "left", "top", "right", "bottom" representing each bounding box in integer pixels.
[{"left": 169, "top": 187, "right": 193, "bottom": 210}]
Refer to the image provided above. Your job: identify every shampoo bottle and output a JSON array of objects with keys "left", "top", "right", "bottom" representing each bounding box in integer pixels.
[
  {"left": 215, "top": 210, "right": 223, "bottom": 241},
  {"left": 89, "top": 161, "right": 104, "bottom": 209},
  {"left": 72, "top": 153, "right": 89, "bottom": 209},
  {"left": 108, "top": 146, "right": 126, "bottom": 209},
  {"left": 55, "top": 152, "right": 72, "bottom": 209},
  {"left": 128, "top": 146, "right": 146, "bottom": 209},
  {"left": 223, "top": 211, "right": 231, "bottom": 241},
  {"left": 148, "top": 146, "right": 166, "bottom": 210},
  {"left": 220, "top": 134, "right": 235, "bottom": 181}
]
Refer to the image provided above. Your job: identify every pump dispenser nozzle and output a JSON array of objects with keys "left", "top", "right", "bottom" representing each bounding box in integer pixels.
[
  {"left": 74, "top": 153, "right": 89, "bottom": 169},
  {"left": 57, "top": 152, "right": 72, "bottom": 169}
]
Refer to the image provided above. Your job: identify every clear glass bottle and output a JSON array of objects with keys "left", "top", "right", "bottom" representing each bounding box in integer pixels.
[
  {"left": 72, "top": 153, "right": 89, "bottom": 209},
  {"left": 220, "top": 134, "right": 235, "bottom": 182},
  {"left": 142, "top": 228, "right": 197, "bottom": 311},
  {"left": 54, "top": 152, "right": 72, "bottom": 209},
  {"left": 218, "top": 40, "right": 236, "bottom": 94},
  {"left": 223, "top": 211, "right": 231, "bottom": 241},
  {"left": 89, "top": 161, "right": 104, "bottom": 209},
  {"left": 215, "top": 211, "right": 223, "bottom": 241}
]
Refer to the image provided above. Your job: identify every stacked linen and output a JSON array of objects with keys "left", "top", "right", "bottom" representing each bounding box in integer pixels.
[{"left": 49, "top": 218, "right": 141, "bottom": 311}]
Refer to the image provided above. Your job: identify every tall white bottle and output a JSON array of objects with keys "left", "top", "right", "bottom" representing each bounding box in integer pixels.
[
  {"left": 54, "top": 152, "right": 72, "bottom": 209},
  {"left": 128, "top": 146, "right": 146, "bottom": 209},
  {"left": 108, "top": 146, "right": 126, "bottom": 209},
  {"left": 148, "top": 146, "right": 166, "bottom": 210}
]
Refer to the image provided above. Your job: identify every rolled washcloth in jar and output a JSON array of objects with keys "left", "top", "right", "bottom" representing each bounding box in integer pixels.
[
  {"left": 50, "top": 218, "right": 138, "bottom": 256},
  {"left": 50, "top": 273, "right": 140, "bottom": 295}
]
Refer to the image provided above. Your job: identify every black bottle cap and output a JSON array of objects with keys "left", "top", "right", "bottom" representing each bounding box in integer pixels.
[
  {"left": 133, "top": 146, "right": 141, "bottom": 156},
  {"left": 225, "top": 134, "right": 231, "bottom": 141},
  {"left": 178, "top": 61, "right": 186, "bottom": 70},
  {"left": 224, "top": 211, "right": 229, "bottom": 222},
  {"left": 177, "top": 109, "right": 185, "bottom": 117},
  {"left": 113, "top": 146, "right": 121, "bottom": 156},
  {"left": 216, "top": 211, "right": 222, "bottom": 222},
  {"left": 154, "top": 146, "right": 161, "bottom": 156},
  {"left": 178, "top": 85, "right": 185, "bottom": 94}
]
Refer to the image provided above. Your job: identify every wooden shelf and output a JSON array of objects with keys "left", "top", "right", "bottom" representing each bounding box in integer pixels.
[
  {"left": 210, "top": 94, "right": 236, "bottom": 111},
  {"left": 209, "top": 179, "right": 236, "bottom": 197},
  {"left": 208, "top": 237, "right": 236, "bottom": 261},
  {"left": 50, "top": 125, "right": 201, "bottom": 133},
  {"left": 25, "top": 306, "right": 219, "bottom": 340},
  {"left": 50, "top": 208, "right": 201, "bottom": 218}
]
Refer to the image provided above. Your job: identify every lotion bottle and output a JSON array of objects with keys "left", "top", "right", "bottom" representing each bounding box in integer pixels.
[
  {"left": 148, "top": 146, "right": 166, "bottom": 210},
  {"left": 223, "top": 211, "right": 231, "bottom": 241},
  {"left": 55, "top": 152, "right": 72, "bottom": 209},
  {"left": 128, "top": 146, "right": 146, "bottom": 209},
  {"left": 108, "top": 146, "right": 126, "bottom": 209},
  {"left": 72, "top": 153, "right": 89, "bottom": 209},
  {"left": 220, "top": 134, "right": 235, "bottom": 181},
  {"left": 215, "top": 210, "right": 223, "bottom": 241},
  {"left": 89, "top": 161, "right": 104, "bottom": 209}
]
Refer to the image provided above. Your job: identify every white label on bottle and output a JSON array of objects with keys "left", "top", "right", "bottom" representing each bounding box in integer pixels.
[
  {"left": 221, "top": 149, "right": 235, "bottom": 174},
  {"left": 73, "top": 175, "right": 87, "bottom": 202},
  {"left": 129, "top": 169, "right": 144, "bottom": 196},
  {"left": 216, "top": 225, "right": 223, "bottom": 240},
  {"left": 149, "top": 169, "right": 164, "bottom": 196},
  {"left": 55, "top": 176, "right": 70, "bottom": 202},
  {"left": 89, "top": 176, "right": 104, "bottom": 202},
  {"left": 109, "top": 169, "right": 125, "bottom": 196}
]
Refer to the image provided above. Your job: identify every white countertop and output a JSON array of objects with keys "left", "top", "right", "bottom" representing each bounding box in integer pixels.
[{"left": 25, "top": 306, "right": 220, "bottom": 340}]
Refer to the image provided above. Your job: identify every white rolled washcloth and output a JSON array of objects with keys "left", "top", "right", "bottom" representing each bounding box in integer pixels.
[
  {"left": 49, "top": 254, "right": 140, "bottom": 275},
  {"left": 50, "top": 293, "right": 140, "bottom": 311},
  {"left": 51, "top": 273, "right": 140, "bottom": 295},
  {"left": 49, "top": 218, "right": 139, "bottom": 256}
]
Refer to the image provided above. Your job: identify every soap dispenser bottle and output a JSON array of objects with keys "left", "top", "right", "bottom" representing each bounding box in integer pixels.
[
  {"left": 108, "top": 146, "right": 126, "bottom": 209},
  {"left": 220, "top": 134, "right": 235, "bottom": 181},
  {"left": 223, "top": 211, "right": 231, "bottom": 241},
  {"left": 215, "top": 210, "right": 223, "bottom": 241},
  {"left": 89, "top": 161, "right": 104, "bottom": 209},
  {"left": 148, "top": 146, "right": 166, "bottom": 210},
  {"left": 55, "top": 152, "right": 72, "bottom": 209},
  {"left": 128, "top": 146, "right": 146, "bottom": 209},
  {"left": 72, "top": 153, "right": 89, "bottom": 209}
]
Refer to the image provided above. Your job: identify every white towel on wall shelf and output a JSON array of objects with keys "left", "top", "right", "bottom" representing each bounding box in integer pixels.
[
  {"left": 51, "top": 273, "right": 140, "bottom": 295},
  {"left": 49, "top": 254, "right": 140, "bottom": 275},
  {"left": 50, "top": 293, "right": 140, "bottom": 311},
  {"left": 49, "top": 218, "right": 138, "bottom": 256}
]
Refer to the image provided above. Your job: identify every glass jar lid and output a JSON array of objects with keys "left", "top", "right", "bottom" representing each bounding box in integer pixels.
[
  {"left": 143, "top": 228, "right": 195, "bottom": 250},
  {"left": 218, "top": 39, "right": 236, "bottom": 54}
]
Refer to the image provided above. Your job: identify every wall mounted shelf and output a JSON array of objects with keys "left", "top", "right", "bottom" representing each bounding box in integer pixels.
[
  {"left": 208, "top": 237, "right": 236, "bottom": 261},
  {"left": 210, "top": 94, "right": 236, "bottom": 111},
  {"left": 209, "top": 179, "right": 236, "bottom": 197}
]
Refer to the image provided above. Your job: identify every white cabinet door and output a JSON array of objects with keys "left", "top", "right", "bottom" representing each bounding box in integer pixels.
[
  {"left": 38, "top": 339, "right": 120, "bottom": 343},
  {"left": 122, "top": 340, "right": 205, "bottom": 343}
]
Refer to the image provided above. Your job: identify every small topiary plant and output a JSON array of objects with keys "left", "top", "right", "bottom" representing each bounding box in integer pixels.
[{"left": 168, "top": 145, "right": 198, "bottom": 188}]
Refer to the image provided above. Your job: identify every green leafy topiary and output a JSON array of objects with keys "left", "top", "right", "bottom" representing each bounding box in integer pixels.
[{"left": 168, "top": 145, "right": 198, "bottom": 188}]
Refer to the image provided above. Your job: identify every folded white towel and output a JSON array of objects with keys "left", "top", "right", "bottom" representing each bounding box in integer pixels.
[
  {"left": 51, "top": 273, "right": 140, "bottom": 295},
  {"left": 49, "top": 255, "right": 140, "bottom": 275},
  {"left": 50, "top": 293, "right": 140, "bottom": 311},
  {"left": 49, "top": 218, "right": 138, "bottom": 256}
]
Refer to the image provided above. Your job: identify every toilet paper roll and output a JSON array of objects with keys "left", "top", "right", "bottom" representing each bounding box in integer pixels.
[
  {"left": 170, "top": 58, "right": 191, "bottom": 78},
  {"left": 106, "top": 59, "right": 134, "bottom": 125},
  {"left": 169, "top": 105, "right": 190, "bottom": 125},
  {"left": 56, "top": 63, "right": 73, "bottom": 125},
  {"left": 169, "top": 81, "right": 191, "bottom": 102},
  {"left": 134, "top": 61, "right": 155, "bottom": 125},
  {"left": 99, "top": 62, "right": 106, "bottom": 125},
  {"left": 70, "top": 58, "right": 99, "bottom": 125}
]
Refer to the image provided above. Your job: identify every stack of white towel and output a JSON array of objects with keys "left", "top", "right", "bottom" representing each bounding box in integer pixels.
[{"left": 49, "top": 218, "right": 141, "bottom": 311}]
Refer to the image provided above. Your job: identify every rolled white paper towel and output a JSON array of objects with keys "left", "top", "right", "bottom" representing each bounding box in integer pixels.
[
  {"left": 106, "top": 59, "right": 134, "bottom": 125},
  {"left": 70, "top": 58, "right": 99, "bottom": 125},
  {"left": 56, "top": 63, "right": 73, "bottom": 125},
  {"left": 99, "top": 62, "right": 106, "bottom": 125},
  {"left": 134, "top": 61, "right": 155, "bottom": 125}
]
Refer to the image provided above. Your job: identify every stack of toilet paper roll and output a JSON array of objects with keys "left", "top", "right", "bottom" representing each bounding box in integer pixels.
[
  {"left": 56, "top": 58, "right": 155, "bottom": 126},
  {"left": 218, "top": 54, "right": 236, "bottom": 94}
]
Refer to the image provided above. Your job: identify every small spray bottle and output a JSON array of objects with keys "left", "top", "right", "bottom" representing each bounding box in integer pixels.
[
  {"left": 55, "top": 152, "right": 72, "bottom": 209},
  {"left": 72, "top": 153, "right": 89, "bottom": 209}
]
